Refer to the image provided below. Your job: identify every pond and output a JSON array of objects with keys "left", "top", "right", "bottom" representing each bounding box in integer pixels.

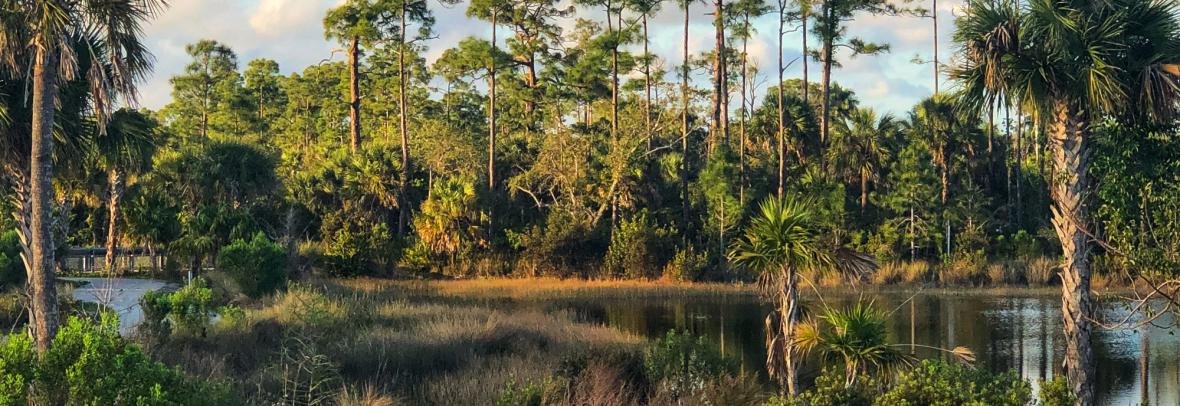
[{"left": 549, "top": 289, "right": 1179, "bottom": 405}]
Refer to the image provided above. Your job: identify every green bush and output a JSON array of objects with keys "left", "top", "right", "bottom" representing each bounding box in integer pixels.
[
  {"left": 644, "top": 330, "right": 737, "bottom": 399},
  {"left": 0, "top": 231, "right": 23, "bottom": 288},
  {"left": 662, "top": 245, "right": 709, "bottom": 282},
  {"left": 217, "top": 232, "right": 287, "bottom": 298},
  {"left": 772, "top": 367, "right": 877, "bottom": 406},
  {"left": 603, "top": 211, "right": 672, "bottom": 279},
  {"left": 1038, "top": 376, "right": 1076, "bottom": 406},
  {"left": 139, "top": 277, "right": 215, "bottom": 339},
  {"left": 874, "top": 360, "right": 1031, "bottom": 406},
  {"left": 0, "top": 315, "right": 232, "bottom": 405}
]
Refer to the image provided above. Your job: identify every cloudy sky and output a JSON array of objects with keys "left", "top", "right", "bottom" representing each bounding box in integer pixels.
[{"left": 139, "top": 0, "right": 964, "bottom": 115}]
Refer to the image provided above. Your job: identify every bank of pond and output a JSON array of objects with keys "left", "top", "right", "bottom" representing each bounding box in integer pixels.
[{"left": 0, "top": 277, "right": 1172, "bottom": 404}]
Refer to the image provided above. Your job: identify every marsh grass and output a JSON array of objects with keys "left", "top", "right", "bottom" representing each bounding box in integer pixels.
[{"left": 146, "top": 278, "right": 643, "bottom": 404}]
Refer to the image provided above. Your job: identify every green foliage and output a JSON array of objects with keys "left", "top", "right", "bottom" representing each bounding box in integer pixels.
[
  {"left": 494, "top": 379, "right": 556, "bottom": 406},
  {"left": 874, "top": 360, "right": 1031, "bottom": 406},
  {"left": 412, "top": 177, "right": 488, "bottom": 270},
  {"left": 140, "top": 277, "right": 216, "bottom": 339},
  {"left": 217, "top": 232, "right": 288, "bottom": 298},
  {"left": 603, "top": 210, "right": 673, "bottom": 279},
  {"left": 1038, "top": 376, "right": 1076, "bottom": 406},
  {"left": 0, "top": 315, "right": 231, "bottom": 405},
  {"left": 662, "top": 245, "right": 709, "bottom": 282},
  {"left": 644, "top": 330, "right": 737, "bottom": 400},
  {"left": 0, "top": 231, "right": 22, "bottom": 288},
  {"left": 774, "top": 367, "right": 877, "bottom": 406}
]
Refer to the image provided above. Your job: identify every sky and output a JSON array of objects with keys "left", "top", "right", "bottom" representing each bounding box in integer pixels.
[{"left": 139, "top": 0, "right": 965, "bottom": 116}]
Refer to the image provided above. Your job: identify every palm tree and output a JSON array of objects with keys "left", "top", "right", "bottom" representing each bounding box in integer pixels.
[
  {"left": 795, "top": 301, "right": 975, "bottom": 387},
  {"left": 794, "top": 302, "right": 911, "bottom": 387},
  {"left": 95, "top": 109, "right": 158, "bottom": 275},
  {"left": 730, "top": 196, "right": 874, "bottom": 396},
  {"left": 0, "top": 0, "right": 164, "bottom": 352},
  {"left": 829, "top": 108, "right": 895, "bottom": 213},
  {"left": 953, "top": 0, "right": 1180, "bottom": 403}
]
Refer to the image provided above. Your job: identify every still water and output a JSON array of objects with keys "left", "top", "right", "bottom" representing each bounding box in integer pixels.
[{"left": 550, "top": 290, "right": 1178, "bottom": 405}]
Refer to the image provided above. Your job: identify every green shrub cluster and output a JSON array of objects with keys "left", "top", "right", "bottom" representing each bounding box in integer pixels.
[
  {"left": 777, "top": 360, "right": 1032, "bottom": 406},
  {"left": 217, "top": 232, "right": 287, "bottom": 298},
  {"left": 0, "top": 315, "right": 232, "bottom": 405},
  {"left": 140, "top": 277, "right": 215, "bottom": 339}
]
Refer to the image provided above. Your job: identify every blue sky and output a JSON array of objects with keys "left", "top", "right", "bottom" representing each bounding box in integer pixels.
[{"left": 139, "top": 0, "right": 963, "bottom": 115}]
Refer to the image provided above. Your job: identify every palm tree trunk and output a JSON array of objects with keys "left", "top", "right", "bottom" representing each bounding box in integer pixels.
[
  {"left": 29, "top": 47, "right": 61, "bottom": 352},
  {"left": 1048, "top": 98, "right": 1095, "bottom": 406},
  {"left": 104, "top": 168, "right": 125, "bottom": 275},
  {"left": 397, "top": 8, "right": 410, "bottom": 238},
  {"left": 348, "top": 36, "right": 361, "bottom": 154},
  {"left": 779, "top": 267, "right": 801, "bottom": 396},
  {"left": 860, "top": 169, "right": 869, "bottom": 212}
]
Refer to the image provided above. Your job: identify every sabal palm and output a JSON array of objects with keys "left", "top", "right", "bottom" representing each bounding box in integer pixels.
[
  {"left": 0, "top": 0, "right": 164, "bottom": 351},
  {"left": 94, "top": 109, "right": 158, "bottom": 274},
  {"left": 953, "top": 0, "right": 1180, "bottom": 403},
  {"left": 730, "top": 197, "right": 873, "bottom": 396},
  {"left": 829, "top": 108, "right": 895, "bottom": 212},
  {"left": 794, "top": 302, "right": 911, "bottom": 387}
]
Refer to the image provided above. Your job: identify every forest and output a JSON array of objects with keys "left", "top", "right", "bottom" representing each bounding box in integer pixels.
[{"left": 3, "top": 0, "right": 1180, "bottom": 404}]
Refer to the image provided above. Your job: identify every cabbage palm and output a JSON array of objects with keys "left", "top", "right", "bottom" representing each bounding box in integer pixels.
[
  {"left": 0, "top": 0, "right": 164, "bottom": 351},
  {"left": 829, "top": 108, "right": 895, "bottom": 212},
  {"left": 793, "top": 302, "right": 911, "bottom": 387},
  {"left": 953, "top": 0, "right": 1180, "bottom": 403},
  {"left": 730, "top": 197, "right": 874, "bottom": 396},
  {"left": 95, "top": 109, "right": 158, "bottom": 274}
]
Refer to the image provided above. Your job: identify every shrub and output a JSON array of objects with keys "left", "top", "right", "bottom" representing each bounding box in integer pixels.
[
  {"left": 874, "top": 360, "right": 1031, "bottom": 406},
  {"left": 986, "top": 263, "right": 1008, "bottom": 285},
  {"left": 662, "top": 245, "right": 709, "bottom": 282},
  {"left": 0, "top": 230, "right": 23, "bottom": 288},
  {"left": 603, "top": 211, "right": 672, "bottom": 279},
  {"left": 1038, "top": 376, "right": 1076, "bottom": 406},
  {"left": 644, "top": 330, "right": 737, "bottom": 400},
  {"left": 139, "top": 277, "right": 216, "bottom": 339},
  {"left": 772, "top": 367, "right": 877, "bottom": 406},
  {"left": 217, "top": 232, "right": 288, "bottom": 298},
  {"left": 939, "top": 254, "right": 986, "bottom": 286},
  {"left": 0, "top": 315, "right": 231, "bottom": 405},
  {"left": 871, "top": 262, "right": 904, "bottom": 285}
]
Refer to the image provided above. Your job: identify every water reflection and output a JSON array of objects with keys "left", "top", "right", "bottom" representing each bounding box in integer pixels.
[{"left": 552, "top": 291, "right": 1180, "bottom": 405}]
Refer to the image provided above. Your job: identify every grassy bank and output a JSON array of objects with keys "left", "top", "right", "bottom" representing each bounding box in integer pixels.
[{"left": 143, "top": 278, "right": 646, "bottom": 404}]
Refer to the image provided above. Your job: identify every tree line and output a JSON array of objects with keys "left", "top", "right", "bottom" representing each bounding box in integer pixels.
[{"left": 4, "top": 0, "right": 1180, "bottom": 404}]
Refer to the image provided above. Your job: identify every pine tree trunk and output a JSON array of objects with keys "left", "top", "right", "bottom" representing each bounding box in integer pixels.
[
  {"left": 801, "top": 8, "right": 809, "bottom": 105},
  {"left": 644, "top": 14, "right": 653, "bottom": 151},
  {"left": 682, "top": 4, "right": 691, "bottom": 229},
  {"left": 348, "top": 36, "right": 361, "bottom": 154},
  {"left": 711, "top": 0, "right": 726, "bottom": 154},
  {"left": 777, "top": 4, "right": 786, "bottom": 196},
  {"left": 488, "top": 12, "right": 499, "bottom": 231},
  {"left": 397, "top": 9, "right": 411, "bottom": 238},
  {"left": 29, "top": 47, "right": 61, "bottom": 352},
  {"left": 739, "top": 12, "right": 749, "bottom": 204},
  {"left": 1048, "top": 99, "right": 1095, "bottom": 406},
  {"left": 104, "top": 168, "right": 125, "bottom": 275}
]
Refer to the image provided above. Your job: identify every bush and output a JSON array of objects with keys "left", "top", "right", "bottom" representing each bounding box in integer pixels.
[
  {"left": 1038, "top": 376, "right": 1076, "bottom": 406},
  {"left": 0, "top": 230, "right": 23, "bottom": 288},
  {"left": 139, "top": 277, "right": 215, "bottom": 339},
  {"left": 662, "top": 245, "right": 709, "bottom": 282},
  {"left": 874, "top": 360, "right": 1031, "bottom": 406},
  {"left": 772, "top": 367, "right": 877, "bottom": 406},
  {"left": 644, "top": 330, "right": 737, "bottom": 400},
  {"left": 0, "top": 315, "right": 232, "bottom": 405},
  {"left": 603, "top": 211, "right": 672, "bottom": 279},
  {"left": 217, "top": 232, "right": 287, "bottom": 298},
  {"left": 1026, "top": 256, "right": 1058, "bottom": 286}
]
